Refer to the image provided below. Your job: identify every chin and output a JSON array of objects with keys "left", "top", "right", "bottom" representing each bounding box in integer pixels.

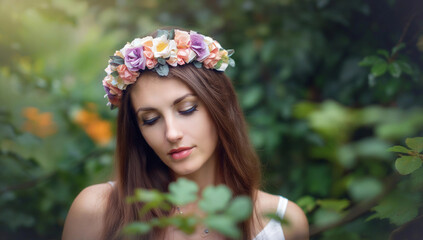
[{"left": 171, "top": 164, "right": 202, "bottom": 177}]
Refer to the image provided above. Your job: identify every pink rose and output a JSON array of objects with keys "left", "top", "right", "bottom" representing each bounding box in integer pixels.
[
  {"left": 166, "top": 56, "right": 178, "bottom": 66},
  {"left": 174, "top": 30, "right": 191, "bottom": 49},
  {"left": 102, "top": 78, "right": 122, "bottom": 106},
  {"left": 177, "top": 48, "right": 196, "bottom": 64},
  {"left": 146, "top": 58, "right": 158, "bottom": 69},
  {"left": 116, "top": 65, "right": 139, "bottom": 84},
  {"left": 203, "top": 42, "right": 221, "bottom": 69},
  {"left": 143, "top": 47, "right": 158, "bottom": 69}
]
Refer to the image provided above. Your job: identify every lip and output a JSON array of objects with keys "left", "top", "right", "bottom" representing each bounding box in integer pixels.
[{"left": 168, "top": 147, "right": 194, "bottom": 160}]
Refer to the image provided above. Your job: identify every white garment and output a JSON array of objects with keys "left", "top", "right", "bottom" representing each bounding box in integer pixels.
[
  {"left": 106, "top": 181, "right": 287, "bottom": 240},
  {"left": 253, "top": 196, "right": 287, "bottom": 240}
]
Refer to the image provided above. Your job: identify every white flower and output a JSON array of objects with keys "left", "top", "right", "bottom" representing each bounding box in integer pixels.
[
  {"left": 131, "top": 36, "right": 154, "bottom": 48},
  {"left": 119, "top": 42, "right": 133, "bottom": 58},
  {"left": 153, "top": 35, "right": 173, "bottom": 58},
  {"left": 104, "top": 74, "right": 126, "bottom": 90},
  {"left": 188, "top": 50, "right": 196, "bottom": 63},
  {"left": 216, "top": 62, "right": 228, "bottom": 71},
  {"left": 105, "top": 65, "right": 114, "bottom": 75},
  {"left": 204, "top": 36, "right": 214, "bottom": 46},
  {"left": 166, "top": 41, "right": 179, "bottom": 66}
]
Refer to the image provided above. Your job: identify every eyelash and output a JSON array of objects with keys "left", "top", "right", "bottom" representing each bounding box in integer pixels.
[{"left": 141, "top": 104, "right": 198, "bottom": 126}]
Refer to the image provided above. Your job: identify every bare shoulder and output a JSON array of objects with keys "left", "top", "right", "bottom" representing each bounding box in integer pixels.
[
  {"left": 62, "top": 183, "right": 113, "bottom": 240},
  {"left": 256, "top": 190, "right": 281, "bottom": 214},
  {"left": 256, "top": 191, "right": 309, "bottom": 240},
  {"left": 283, "top": 200, "right": 309, "bottom": 240}
]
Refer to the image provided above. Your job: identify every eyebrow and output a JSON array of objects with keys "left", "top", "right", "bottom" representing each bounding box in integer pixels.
[{"left": 135, "top": 93, "right": 196, "bottom": 114}]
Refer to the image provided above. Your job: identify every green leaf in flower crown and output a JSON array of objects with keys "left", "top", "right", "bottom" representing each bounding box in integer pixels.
[
  {"left": 111, "top": 71, "right": 119, "bottom": 78},
  {"left": 205, "top": 215, "right": 239, "bottom": 239},
  {"left": 123, "top": 222, "right": 152, "bottom": 235},
  {"left": 405, "top": 137, "right": 423, "bottom": 153},
  {"left": 109, "top": 56, "right": 124, "bottom": 65},
  {"left": 168, "top": 29, "right": 175, "bottom": 40},
  {"left": 199, "top": 185, "right": 232, "bottom": 213},
  {"left": 157, "top": 58, "right": 166, "bottom": 65},
  {"left": 214, "top": 60, "right": 222, "bottom": 70},
  {"left": 395, "top": 156, "right": 422, "bottom": 175},
  {"left": 156, "top": 64, "right": 169, "bottom": 76},
  {"left": 225, "top": 196, "right": 252, "bottom": 221},
  {"left": 387, "top": 145, "right": 411, "bottom": 154},
  {"left": 193, "top": 61, "right": 203, "bottom": 69},
  {"left": 167, "top": 178, "right": 198, "bottom": 206},
  {"left": 126, "top": 189, "right": 162, "bottom": 203},
  {"left": 228, "top": 58, "right": 235, "bottom": 67},
  {"left": 156, "top": 29, "right": 171, "bottom": 39},
  {"left": 227, "top": 49, "right": 235, "bottom": 57}
]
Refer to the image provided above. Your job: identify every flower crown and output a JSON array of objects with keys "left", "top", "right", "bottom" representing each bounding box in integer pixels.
[{"left": 102, "top": 29, "right": 235, "bottom": 109}]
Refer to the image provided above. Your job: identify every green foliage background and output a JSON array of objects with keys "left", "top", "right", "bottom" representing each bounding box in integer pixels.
[{"left": 1, "top": 0, "right": 422, "bottom": 239}]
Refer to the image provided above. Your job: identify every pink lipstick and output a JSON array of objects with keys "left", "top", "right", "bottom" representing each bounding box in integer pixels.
[{"left": 168, "top": 147, "right": 193, "bottom": 160}]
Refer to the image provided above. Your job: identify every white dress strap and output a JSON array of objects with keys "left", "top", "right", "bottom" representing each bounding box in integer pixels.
[
  {"left": 107, "top": 181, "right": 115, "bottom": 187},
  {"left": 253, "top": 196, "right": 288, "bottom": 240}
]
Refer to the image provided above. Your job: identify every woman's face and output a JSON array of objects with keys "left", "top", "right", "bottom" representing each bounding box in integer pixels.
[{"left": 130, "top": 74, "right": 218, "bottom": 177}]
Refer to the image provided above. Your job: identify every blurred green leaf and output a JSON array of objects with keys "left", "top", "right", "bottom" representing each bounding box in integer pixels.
[
  {"left": 348, "top": 177, "right": 383, "bottom": 201},
  {"left": 396, "top": 60, "right": 413, "bottom": 75},
  {"left": 395, "top": 156, "right": 422, "bottom": 175},
  {"left": 225, "top": 196, "right": 252, "bottom": 221},
  {"left": 199, "top": 185, "right": 232, "bottom": 213},
  {"left": 391, "top": 43, "right": 406, "bottom": 56},
  {"left": 167, "top": 178, "right": 198, "bottom": 205},
  {"left": 367, "top": 191, "right": 419, "bottom": 226},
  {"left": 388, "top": 62, "right": 401, "bottom": 78},
  {"left": 313, "top": 208, "right": 343, "bottom": 227},
  {"left": 405, "top": 137, "right": 423, "bottom": 153},
  {"left": 130, "top": 189, "right": 164, "bottom": 203},
  {"left": 371, "top": 60, "right": 388, "bottom": 77},
  {"left": 387, "top": 145, "right": 411, "bottom": 154},
  {"left": 241, "top": 86, "right": 263, "bottom": 109},
  {"left": 359, "top": 56, "right": 382, "bottom": 66},
  {"left": 205, "top": 215, "right": 239, "bottom": 239},
  {"left": 377, "top": 49, "right": 389, "bottom": 59},
  {"left": 123, "top": 222, "right": 151, "bottom": 235},
  {"left": 296, "top": 196, "right": 316, "bottom": 213},
  {"left": 317, "top": 199, "right": 350, "bottom": 212}
]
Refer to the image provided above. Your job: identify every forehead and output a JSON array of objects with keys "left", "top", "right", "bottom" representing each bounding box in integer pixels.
[{"left": 130, "top": 74, "right": 193, "bottom": 107}]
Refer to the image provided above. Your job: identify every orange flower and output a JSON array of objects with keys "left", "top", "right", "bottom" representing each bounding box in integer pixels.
[
  {"left": 74, "top": 106, "right": 112, "bottom": 146},
  {"left": 22, "top": 107, "right": 57, "bottom": 138}
]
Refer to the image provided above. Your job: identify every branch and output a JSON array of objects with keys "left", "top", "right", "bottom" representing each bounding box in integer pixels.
[
  {"left": 389, "top": 12, "right": 418, "bottom": 62},
  {"left": 309, "top": 174, "right": 400, "bottom": 236}
]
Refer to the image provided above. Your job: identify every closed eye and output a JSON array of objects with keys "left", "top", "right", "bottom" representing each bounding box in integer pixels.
[
  {"left": 142, "top": 116, "right": 159, "bottom": 126},
  {"left": 179, "top": 104, "right": 198, "bottom": 115}
]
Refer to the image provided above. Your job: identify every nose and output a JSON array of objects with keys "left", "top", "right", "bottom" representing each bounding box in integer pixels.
[{"left": 164, "top": 116, "right": 183, "bottom": 143}]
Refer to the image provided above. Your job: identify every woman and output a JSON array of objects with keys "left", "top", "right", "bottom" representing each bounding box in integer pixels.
[{"left": 62, "top": 28, "right": 308, "bottom": 240}]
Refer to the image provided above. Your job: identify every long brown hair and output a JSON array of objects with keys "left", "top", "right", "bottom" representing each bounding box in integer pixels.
[{"left": 102, "top": 63, "right": 262, "bottom": 239}]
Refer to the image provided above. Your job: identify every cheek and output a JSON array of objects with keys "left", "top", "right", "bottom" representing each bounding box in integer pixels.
[
  {"left": 140, "top": 127, "right": 163, "bottom": 152},
  {"left": 193, "top": 113, "right": 218, "bottom": 148}
]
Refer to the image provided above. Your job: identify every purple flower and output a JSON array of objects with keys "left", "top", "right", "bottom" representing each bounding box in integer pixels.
[
  {"left": 124, "top": 47, "right": 146, "bottom": 71},
  {"left": 190, "top": 33, "right": 210, "bottom": 61}
]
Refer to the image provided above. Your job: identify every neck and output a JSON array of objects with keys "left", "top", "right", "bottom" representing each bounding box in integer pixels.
[{"left": 174, "top": 153, "right": 220, "bottom": 194}]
